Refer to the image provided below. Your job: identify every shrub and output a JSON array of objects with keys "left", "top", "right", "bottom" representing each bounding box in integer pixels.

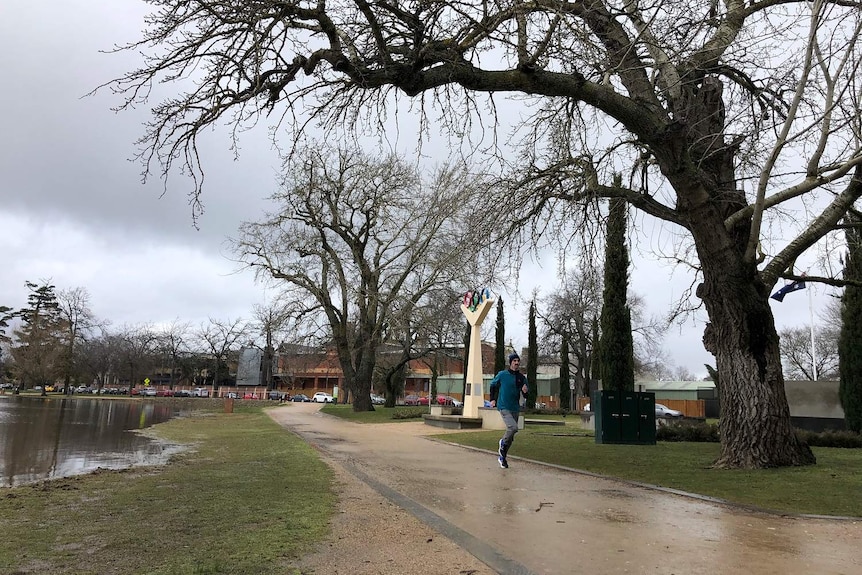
[
  {"left": 795, "top": 429, "right": 862, "bottom": 448},
  {"left": 657, "top": 420, "right": 720, "bottom": 443},
  {"left": 656, "top": 422, "right": 862, "bottom": 447},
  {"left": 391, "top": 407, "right": 426, "bottom": 420}
]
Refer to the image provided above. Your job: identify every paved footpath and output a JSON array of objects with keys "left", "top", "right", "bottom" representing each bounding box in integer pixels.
[{"left": 270, "top": 404, "right": 860, "bottom": 575}]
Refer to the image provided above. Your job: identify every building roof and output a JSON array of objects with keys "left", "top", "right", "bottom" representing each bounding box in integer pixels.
[{"left": 638, "top": 381, "right": 716, "bottom": 392}]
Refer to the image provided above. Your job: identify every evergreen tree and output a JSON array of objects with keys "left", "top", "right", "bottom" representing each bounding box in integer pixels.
[
  {"left": 0, "top": 306, "right": 14, "bottom": 383},
  {"left": 11, "top": 281, "right": 64, "bottom": 391},
  {"left": 559, "top": 333, "right": 571, "bottom": 411},
  {"left": 839, "top": 210, "right": 862, "bottom": 432},
  {"left": 527, "top": 300, "right": 538, "bottom": 408},
  {"left": 589, "top": 316, "right": 600, "bottom": 397},
  {"left": 598, "top": 194, "right": 635, "bottom": 392},
  {"left": 494, "top": 298, "right": 506, "bottom": 374}
]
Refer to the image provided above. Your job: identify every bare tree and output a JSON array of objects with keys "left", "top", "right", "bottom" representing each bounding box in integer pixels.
[
  {"left": 156, "top": 320, "right": 192, "bottom": 389},
  {"left": 78, "top": 329, "right": 126, "bottom": 389},
  {"left": 779, "top": 326, "right": 840, "bottom": 380},
  {"left": 251, "top": 301, "right": 291, "bottom": 390},
  {"left": 104, "top": 2, "right": 862, "bottom": 466},
  {"left": 540, "top": 266, "right": 664, "bottom": 395},
  {"left": 234, "top": 146, "right": 487, "bottom": 411},
  {"left": 117, "top": 324, "right": 158, "bottom": 393},
  {"left": 195, "top": 318, "right": 250, "bottom": 387},
  {"left": 673, "top": 366, "right": 698, "bottom": 382},
  {"left": 377, "top": 286, "right": 465, "bottom": 407},
  {"left": 57, "top": 287, "right": 99, "bottom": 394}
]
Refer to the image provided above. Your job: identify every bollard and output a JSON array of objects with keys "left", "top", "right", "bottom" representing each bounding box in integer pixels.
[{"left": 224, "top": 397, "right": 235, "bottom": 413}]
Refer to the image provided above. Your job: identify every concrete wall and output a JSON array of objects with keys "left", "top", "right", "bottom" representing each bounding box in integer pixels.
[{"left": 784, "top": 380, "right": 844, "bottom": 419}]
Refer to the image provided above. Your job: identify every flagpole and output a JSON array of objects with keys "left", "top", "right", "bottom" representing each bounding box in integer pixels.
[{"left": 808, "top": 285, "right": 817, "bottom": 381}]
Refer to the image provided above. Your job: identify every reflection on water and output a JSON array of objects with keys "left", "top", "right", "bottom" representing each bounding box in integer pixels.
[{"left": 0, "top": 396, "right": 189, "bottom": 487}]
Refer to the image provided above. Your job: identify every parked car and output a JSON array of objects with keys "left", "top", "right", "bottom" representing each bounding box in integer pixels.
[
  {"left": 140, "top": 387, "right": 157, "bottom": 397},
  {"left": 655, "top": 404, "right": 683, "bottom": 418},
  {"left": 436, "top": 395, "right": 463, "bottom": 407},
  {"left": 291, "top": 393, "right": 311, "bottom": 402},
  {"left": 242, "top": 392, "right": 259, "bottom": 400},
  {"left": 268, "top": 390, "right": 287, "bottom": 401},
  {"left": 156, "top": 388, "right": 174, "bottom": 397},
  {"left": 192, "top": 388, "right": 210, "bottom": 398},
  {"left": 174, "top": 389, "right": 192, "bottom": 397},
  {"left": 312, "top": 392, "right": 334, "bottom": 403},
  {"left": 403, "top": 395, "right": 419, "bottom": 405},
  {"left": 225, "top": 391, "right": 240, "bottom": 399},
  {"left": 582, "top": 402, "right": 683, "bottom": 418},
  {"left": 370, "top": 394, "right": 385, "bottom": 405}
]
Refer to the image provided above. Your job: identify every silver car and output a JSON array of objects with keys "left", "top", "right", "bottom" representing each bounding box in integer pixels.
[{"left": 655, "top": 404, "right": 683, "bottom": 418}]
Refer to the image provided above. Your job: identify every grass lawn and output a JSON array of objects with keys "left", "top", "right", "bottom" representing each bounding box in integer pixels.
[
  {"left": 0, "top": 405, "right": 334, "bottom": 575},
  {"left": 323, "top": 408, "right": 861, "bottom": 518},
  {"left": 320, "top": 403, "right": 427, "bottom": 422}
]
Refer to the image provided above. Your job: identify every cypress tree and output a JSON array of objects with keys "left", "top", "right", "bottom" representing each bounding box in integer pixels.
[
  {"left": 839, "top": 210, "right": 862, "bottom": 432},
  {"left": 527, "top": 300, "right": 538, "bottom": 408},
  {"left": 559, "top": 332, "right": 571, "bottom": 410},
  {"left": 494, "top": 298, "right": 506, "bottom": 374},
  {"left": 589, "top": 316, "right": 600, "bottom": 397},
  {"left": 598, "top": 194, "right": 635, "bottom": 392}
]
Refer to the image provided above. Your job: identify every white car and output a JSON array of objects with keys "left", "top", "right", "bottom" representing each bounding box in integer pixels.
[
  {"left": 312, "top": 392, "right": 334, "bottom": 403},
  {"left": 655, "top": 403, "right": 683, "bottom": 418},
  {"left": 582, "top": 402, "right": 682, "bottom": 418}
]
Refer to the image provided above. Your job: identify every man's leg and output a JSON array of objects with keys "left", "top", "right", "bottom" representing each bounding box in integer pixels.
[{"left": 498, "top": 410, "right": 518, "bottom": 467}]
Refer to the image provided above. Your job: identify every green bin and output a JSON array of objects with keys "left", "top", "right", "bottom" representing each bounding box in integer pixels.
[
  {"left": 620, "top": 392, "right": 640, "bottom": 441},
  {"left": 637, "top": 393, "right": 656, "bottom": 444},
  {"left": 593, "top": 390, "right": 622, "bottom": 444},
  {"left": 594, "top": 390, "right": 656, "bottom": 445}
]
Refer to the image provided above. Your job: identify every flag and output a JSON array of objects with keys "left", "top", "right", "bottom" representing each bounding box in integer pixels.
[{"left": 770, "top": 280, "right": 806, "bottom": 302}]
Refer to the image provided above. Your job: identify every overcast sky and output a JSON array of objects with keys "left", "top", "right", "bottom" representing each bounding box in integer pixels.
[{"left": 0, "top": 1, "right": 839, "bottom": 378}]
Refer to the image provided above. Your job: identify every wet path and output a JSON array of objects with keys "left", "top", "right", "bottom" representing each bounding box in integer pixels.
[{"left": 269, "top": 404, "right": 860, "bottom": 575}]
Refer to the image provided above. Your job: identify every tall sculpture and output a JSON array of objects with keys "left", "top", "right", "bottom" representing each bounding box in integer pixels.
[{"left": 461, "top": 290, "right": 494, "bottom": 418}]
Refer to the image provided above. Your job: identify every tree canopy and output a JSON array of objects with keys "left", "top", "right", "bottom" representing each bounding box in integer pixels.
[
  {"left": 105, "top": 0, "right": 862, "bottom": 467},
  {"left": 233, "top": 145, "right": 487, "bottom": 410}
]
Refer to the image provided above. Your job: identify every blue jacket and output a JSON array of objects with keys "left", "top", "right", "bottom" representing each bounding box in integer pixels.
[{"left": 489, "top": 369, "right": 527, "bottom": 413}]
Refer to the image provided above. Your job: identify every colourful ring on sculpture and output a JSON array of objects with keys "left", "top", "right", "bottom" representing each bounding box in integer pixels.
[{"left": 463, "top": 291, "right": 473, "bottom": 307}]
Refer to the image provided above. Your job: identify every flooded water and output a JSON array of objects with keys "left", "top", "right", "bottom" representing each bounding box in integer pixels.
[{"left": 0, "top": 395, "right": 189, "bottom": 487}]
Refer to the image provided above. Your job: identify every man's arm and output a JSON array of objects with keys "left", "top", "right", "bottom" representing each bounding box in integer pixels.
[{"left": 489, "top": 373, "right": 500, "bottom": 404}]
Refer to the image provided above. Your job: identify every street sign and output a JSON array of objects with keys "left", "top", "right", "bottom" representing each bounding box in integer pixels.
[{"left": 144, "top": 378, "right": 150, "bottom": 386}]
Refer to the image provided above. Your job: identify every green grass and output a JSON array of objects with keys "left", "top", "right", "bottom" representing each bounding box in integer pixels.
[
  {"left": 0, "top": 406, "right": 334, "bottom": 574},
  {"left": 320, "top": 403, "right": 427, "bottom": 422},
  {"left": 322, "top": 407, "right": 860, "bottom": 517}
]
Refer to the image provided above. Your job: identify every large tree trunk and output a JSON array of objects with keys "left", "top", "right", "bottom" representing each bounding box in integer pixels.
[
  {"left": 351, "top": 353, "right": 374, "bottom": 412},
  {"left": 701, "top": 278, "right": 816, "bottom": 468},
  {"left": 652, "top": 75, "right": 816, "bottom": 469},
  {"left": 688, "top": 195, "right": 816, "bottom": 468}
]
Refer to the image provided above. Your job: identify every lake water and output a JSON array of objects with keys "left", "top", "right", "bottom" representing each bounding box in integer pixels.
[{"left": 0, "top": 395, "right": 189, "bottom": 487}]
